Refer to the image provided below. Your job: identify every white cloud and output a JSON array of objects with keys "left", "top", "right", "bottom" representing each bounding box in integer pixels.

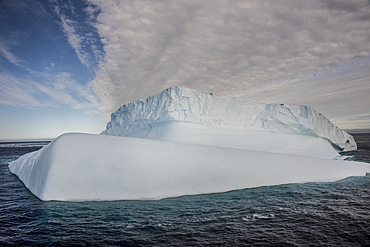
[
  {"left": 52, "top": 1, "right": 104, "bottom": 69},
  {"left": 0, "top": 70, "right": 103, "bottom": 114},
  {"left": 58, "top": 12, "right": 92, "bottom": 67},
  {"left": 0, "top": 72, "right": 41, "bottom": 106},
  {"left": 87, "top": 0, "right": 370, "bottom": 128},
  {"left": 0, "top": 42, "right": 22, "bottom": 66}
]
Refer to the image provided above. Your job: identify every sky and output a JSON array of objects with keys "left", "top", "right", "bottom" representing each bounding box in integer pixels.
[{"left": 0, "top": 0, "right": 370, "bottom": 140}]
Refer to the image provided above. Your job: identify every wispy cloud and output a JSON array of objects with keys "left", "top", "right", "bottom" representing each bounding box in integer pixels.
[
  {"left": 53, "top": 3, "right": 92, "bottom": 67},
  {"left": 59, "top": 14, "right": 92, "bottom": 67},
  {"left": 0, "top": 0, "right": 104, "bottom": 116},
  {"left": 51, "top": 1, "right": 103, "bottom": 69},
  {"left": 0, "top": 72, "right": 41, "bottom": 106},
  {"left": 0, "top": 41, "right": 22, "bottom": 66},
  {"left": 2, "top": 0, "right": 49, "bottom": 18},
  {"left": 86, "top": 0, "right": 370, "bottom": 129},
  {"left": 0, "top": 70, "right": 103, "bottom": 114}
]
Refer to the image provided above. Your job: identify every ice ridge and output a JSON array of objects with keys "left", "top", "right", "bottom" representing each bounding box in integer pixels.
[{"left": 102, "top": 87, "right": 356, "bottom": 151}]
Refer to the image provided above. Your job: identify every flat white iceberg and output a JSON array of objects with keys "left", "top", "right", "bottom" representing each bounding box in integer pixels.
[{"left": 8, "top": 87, "right": 370, "bottom": 201}]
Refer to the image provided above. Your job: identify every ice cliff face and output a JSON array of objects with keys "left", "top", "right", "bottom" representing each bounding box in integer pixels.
[{"left": 102, "top": 87, "right": 356, "bottom": 151}]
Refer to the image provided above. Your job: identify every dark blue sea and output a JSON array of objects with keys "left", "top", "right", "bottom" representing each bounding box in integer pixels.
[{"left": 1, "top": 134, "right": 370, "bottom": 246}]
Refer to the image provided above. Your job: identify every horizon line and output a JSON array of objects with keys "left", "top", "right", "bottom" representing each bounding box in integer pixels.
[{"left": 1, "top": 128, "right": 370, "bottom": 142}]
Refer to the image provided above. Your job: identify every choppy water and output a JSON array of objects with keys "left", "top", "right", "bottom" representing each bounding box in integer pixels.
[{"left": 1, "top": 135, "right": 369, "bottom": 246}]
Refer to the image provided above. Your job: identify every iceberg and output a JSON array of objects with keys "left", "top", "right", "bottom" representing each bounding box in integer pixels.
[
  {"left": 8, "top": 87, "right": 370, "bottom": 201},
  {"left": 102, "top": 87, "right": 356, "bottom": 152}
]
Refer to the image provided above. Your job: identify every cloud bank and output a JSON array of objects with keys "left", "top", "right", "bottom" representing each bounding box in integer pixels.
[
  {"left": 1, "top": 0, "right": 369, "bottom": 130},
  {"left": 88, "top": 0, "right": 370, "bottom": 128}
]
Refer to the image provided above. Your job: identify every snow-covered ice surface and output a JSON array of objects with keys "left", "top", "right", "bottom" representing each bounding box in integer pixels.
[
  {"left": 8, "top": 87, "right": 370, "bottom": 201},
  {"left": 8, "top": 133, "right": 370, "bottom": 201}
]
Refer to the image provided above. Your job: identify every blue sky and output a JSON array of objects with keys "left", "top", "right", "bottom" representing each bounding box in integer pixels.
[
  {"left": 1, "top": 0, "right": 370, "bottom": 140},
  {"left": 1, "top": 0, "right": 104, "bottom": 140}
]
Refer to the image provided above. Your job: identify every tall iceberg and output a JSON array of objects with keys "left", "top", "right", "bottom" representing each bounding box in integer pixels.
[
  {"left": 9, "top": 87, "right": 369, "bottom": 201},
  {"left": 102, "top": 87, "right": 356, "bottom": 153}
]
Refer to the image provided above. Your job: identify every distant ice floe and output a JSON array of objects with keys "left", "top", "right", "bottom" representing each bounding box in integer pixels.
[
  {"left": 242, "top": 214, "right": 276, "bottom": 222},
  {"left": 8, "top": 87, "right": 370, "bottom": 201}
]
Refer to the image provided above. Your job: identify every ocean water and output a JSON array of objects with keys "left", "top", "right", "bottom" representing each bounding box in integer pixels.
[{"left": 1, "top": 135, "right": 369, "bottom": 246}]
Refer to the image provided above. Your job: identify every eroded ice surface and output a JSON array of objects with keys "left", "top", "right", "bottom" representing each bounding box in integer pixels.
[
  {"left": 102, "top": 87, "right": 356, "bottom": 152},
  {"left": 8, "top": 87, "right": 369, "bottom": 201}
]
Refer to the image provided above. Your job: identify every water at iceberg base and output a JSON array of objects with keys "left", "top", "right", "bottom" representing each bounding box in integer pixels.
[
  {"left": 7, "top": 87, "right": 370, "bottom": 201},
  {"left": 1, "top": 135, "right": 370, "bottom": 246}
]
